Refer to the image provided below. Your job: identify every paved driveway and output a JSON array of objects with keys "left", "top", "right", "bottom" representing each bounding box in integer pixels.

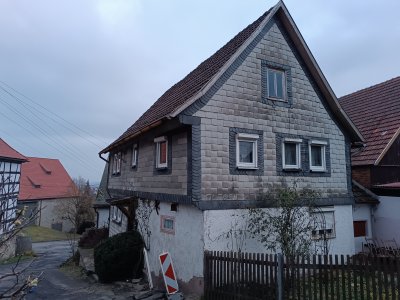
[{"left": 0, "top": 241, "right": 131, "bottom": 300}]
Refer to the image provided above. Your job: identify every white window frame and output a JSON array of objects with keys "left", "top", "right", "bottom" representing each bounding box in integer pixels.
[
  {"left": 309, "top": 140, "right": 327, "bottom": 172},
  {"left": 112, "top": 152, "right": 121, "bottom": 175},
  {"left": 160, "top": 215, "right": 175, "bottom": 235},
  {"left": 111, "top": 206, "right": 122, "bottom": 223},
  {"left": 267, "top": 67, "right": 286, "bottom": 101},
  {"left": 236, "top": 133, "right": 259, "bottom": 169},
  {"left": 132, "top": 144, "right": 138, "bottom": 167},
  {"left": 154, "top": 136, "right": 168, "bottom": 169},
  {"left": 282, "top": 138, "right": 302, "bottom": 170}
]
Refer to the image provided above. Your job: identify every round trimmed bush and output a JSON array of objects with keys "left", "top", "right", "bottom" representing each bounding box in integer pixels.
[{"left": 94, "top": 231, "right": 144, "bottom": 283}]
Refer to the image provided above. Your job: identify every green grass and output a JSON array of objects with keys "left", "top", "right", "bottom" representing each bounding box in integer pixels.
[
  {"left": 0, "top": 252, "right": 36, "bottom": 265},
  {"left": 21, "top": 226, "right": 79, "bottom": 242}
]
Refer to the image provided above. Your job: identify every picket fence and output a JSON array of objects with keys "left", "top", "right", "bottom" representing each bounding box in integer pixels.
[{"left": 204, "top": 251, "right": 400, "bottom": 300}]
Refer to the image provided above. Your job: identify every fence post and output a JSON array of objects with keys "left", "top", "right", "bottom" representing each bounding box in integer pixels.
[{"left": 276, "top": 253, "right": 283, "bottom": 300}]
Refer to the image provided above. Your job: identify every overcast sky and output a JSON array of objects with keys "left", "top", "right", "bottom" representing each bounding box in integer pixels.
[{"left": 0, "top": 0, "right": 399, "bottom": 183}]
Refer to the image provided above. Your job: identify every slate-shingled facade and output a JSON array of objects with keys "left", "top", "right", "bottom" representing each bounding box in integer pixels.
[{"left": 100, "top": 1, "right": 363, "bottom": 294}]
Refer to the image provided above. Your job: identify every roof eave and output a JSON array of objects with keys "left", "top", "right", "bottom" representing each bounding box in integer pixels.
[{"left": 100, "top": 119, "right": 164, "bottom": 154}]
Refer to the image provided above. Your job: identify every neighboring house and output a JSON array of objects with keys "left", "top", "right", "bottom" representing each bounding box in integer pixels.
[
  {"left": 99, "top": 2, "right": 363, "bottom": 293},
  {"left": 340, "top": 76, "right": 400, "bottom": 244},
  {"left": 18, "top": 157, "right": 76, "bottom": 232},
  {"left": 0, "top": 138, "right": 27, "bottom": 258},
  {"left": 351, "top": 180, "right": 379, "bottom": 253},
  {"left": 93, "top": 163, "right": 110, "bottom": 229}
]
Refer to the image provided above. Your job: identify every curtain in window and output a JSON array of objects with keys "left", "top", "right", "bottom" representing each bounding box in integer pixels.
[
  {"left": 311, "top": 145, "right": 322, "bottom": 166},
  {"left": 159, "top": 141, "right": 167, "bottom": 164},
  {"left": 239, "top": 141, "right": 253, "bottom": 163},
  {"left": 284, "top": 143, "right": 297, "bottom": 165}
]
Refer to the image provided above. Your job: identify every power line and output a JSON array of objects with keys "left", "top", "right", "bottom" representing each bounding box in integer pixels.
[
  {"left": 0, "top": 89, "right": 100, "bottom": 164},
  {"left": 0, "top": 81, "right": 108, "bottom": 149}
]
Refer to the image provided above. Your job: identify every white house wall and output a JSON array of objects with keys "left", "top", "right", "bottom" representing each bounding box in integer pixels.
[
  {"left": 352, "top": 204, "right": 373, "bottom": 253},
  {"left": 204, "top": 205, "right": 355, "bottom": 255},
  {"left": 97, "top": 208, "right": 109, "bottom": 229},
  {"left": 374, "top": 196, "right": 400, "bottom": 243},
  {"left": 140, "top": 202, "right": 204, "bottom": 292}
]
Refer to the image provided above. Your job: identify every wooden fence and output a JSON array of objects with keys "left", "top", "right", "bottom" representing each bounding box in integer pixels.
[{"left": 204, "top": 251, "right": 400, "bottom": 300}]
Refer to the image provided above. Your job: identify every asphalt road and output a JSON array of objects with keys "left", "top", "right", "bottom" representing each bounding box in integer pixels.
[{"left": 0, "top": 241, "right": 124, "bottom": 300}]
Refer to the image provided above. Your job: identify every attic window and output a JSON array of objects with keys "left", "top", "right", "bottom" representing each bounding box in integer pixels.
[
  {"left": 267, "top": 68, "right": 286, "bottom": 101},
  {"left": 27, "top": 176, "right": 41, "bottom": 188},
  {"left": 39, "top": 163, "right": 51, "bottom": 174}
]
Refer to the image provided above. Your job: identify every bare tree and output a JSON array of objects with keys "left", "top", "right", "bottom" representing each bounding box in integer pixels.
[{"left": 54, "top": 177, "right": 95, "bottom": 254}]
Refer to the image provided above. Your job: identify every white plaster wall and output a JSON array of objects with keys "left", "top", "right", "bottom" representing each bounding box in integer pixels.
[
  {"left": 352, "top": 204, "right": 373, "bottom": 253},
  {"left": 109, "top": 212, "right": 127, "bottom": 237},
  {"left": 204, "top": 205, "right": 355, "bottom": 255},
  {"left": 97, "top": 208, "right": 109, "bottom": 228},
  {"left": 42, "top": 198, "right": 74, "bottom": 232},
  {"left": 144, "top": 202, "right": 204, "bottom": 283},
  {"left": 374, "top": 196, "right": 400, "bottom": 243}
]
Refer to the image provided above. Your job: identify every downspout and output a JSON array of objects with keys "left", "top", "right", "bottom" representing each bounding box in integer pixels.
[{"left": 98, "top": 153, "right": 112, "bottom": 198}]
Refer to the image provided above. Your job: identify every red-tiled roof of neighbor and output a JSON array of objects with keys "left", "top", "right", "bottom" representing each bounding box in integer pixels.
[
  {"left": 374, "top": 182, "right": 400, "bottom": 189},
  {"left": 19, "top": 157, "right": 76, "bottom": 201},
  {"left": 102, "top": 9, "right": 271, "bottom": 153},
  {"left": 339, "top": 76, "right": 400, "bottom": 166},
  {"left": 0, "top": 138, "right": 27, "bottom": 162}
]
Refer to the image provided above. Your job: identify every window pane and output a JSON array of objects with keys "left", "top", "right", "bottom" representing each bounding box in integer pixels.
[
  {"left": 239, "top": 141, "right": 254, "bottom": 163},
  {"left": 311, "top": 145, "right": 322, "bottom": 166},
  {"left": 353, "top": 221, "right": 366, "bottom": 237},
  {"left": 164, "top": 219, "right": 174, "bottom": 230},
  {"left": 159, "top": 141, "right": 167, "bottom": 164},
  {"left": 276, "top": 72, "right": 283, "bottom": 99},
  {"left": 268, "top": 70, "right": 276, "bottom": 98},
  {"left": 285, "top": 143, "right": 297, "bottom": 166}
]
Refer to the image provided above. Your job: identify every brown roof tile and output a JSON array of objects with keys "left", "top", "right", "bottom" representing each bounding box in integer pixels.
[
  {"left": 339, "top": 76, "right": 400, "bottom": 166},
  {"left": 103, "top": 9, "right": 271, "bottom": 152},
  {"left": 0, "top": 138, "right": 27, "bottom": 162},
  {"left": 19, "top": 157, "right": 76, "bottom": 201}
]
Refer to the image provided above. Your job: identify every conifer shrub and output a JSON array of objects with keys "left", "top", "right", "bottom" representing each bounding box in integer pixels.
[{"left": 94, "top": 231, "right": 144, "bottom": 282}]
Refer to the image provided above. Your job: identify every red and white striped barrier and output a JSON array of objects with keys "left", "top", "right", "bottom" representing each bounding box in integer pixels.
[{"left": 159, "top": 252, "right": 179, "bottom": 294}]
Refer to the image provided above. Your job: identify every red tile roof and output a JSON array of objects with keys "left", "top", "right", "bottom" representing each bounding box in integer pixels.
[
  {"left": 19, "top": 157, "right": 76, "bottom": 201},
  {"left": 339, "top": 76, "right": 400, "bottom": 166},
  {"left": 0, "top": 138, "right": 27, "bottom": 162},
  {"left": 102, "top": 9, "right": 271, "bottom": 152}
]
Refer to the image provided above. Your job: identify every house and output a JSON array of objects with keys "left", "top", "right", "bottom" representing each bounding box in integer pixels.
[
  {"left": 0, "top": 138, "right": 27, "bottom": 258},
  {"left": 18, "top": 157, "right": 76, "bottom": 232},
  {"left": 340, "top": 76, "right": 400, "bottom": 244},
  {"left": 99, "top": 1, "right": 363, "bottom": 293},
  {"left": 93, "top": 163, "right": 110, "bottom": 229}
]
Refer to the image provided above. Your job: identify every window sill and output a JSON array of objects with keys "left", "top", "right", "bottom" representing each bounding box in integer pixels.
[
  {"left": 156, "top": 166, "right": 168, "bottom": 170},
  {"left": 236, "top": 166, "right": 258, "bottom": 170},
  {"left": 267, "top": 97, "right": 288, "bottom": 103},
  {"left": 310, "top": 168, "right": 326, "bottom": 173},
  {"left": 282, "top": 167, "right": 301, "bottom": 172}
]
